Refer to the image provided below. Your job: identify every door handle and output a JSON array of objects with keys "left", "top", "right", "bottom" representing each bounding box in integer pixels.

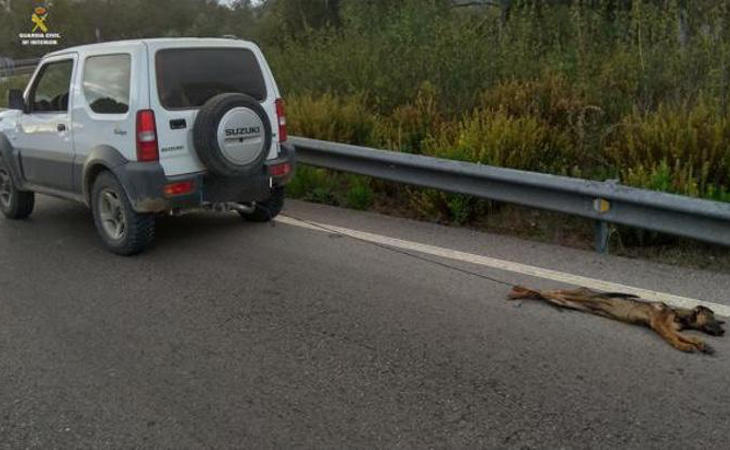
[{"left": 57, "top": 124, "right": 66, "bottom": 132}]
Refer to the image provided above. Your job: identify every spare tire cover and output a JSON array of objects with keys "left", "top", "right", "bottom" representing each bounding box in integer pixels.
[{"left": 193, "top": 93, "right": 272, "bottom": 177}]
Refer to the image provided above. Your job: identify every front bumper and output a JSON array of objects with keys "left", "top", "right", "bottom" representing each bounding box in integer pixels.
[{"left": 122, "top": 143, "right": 296, "bottom": 213}]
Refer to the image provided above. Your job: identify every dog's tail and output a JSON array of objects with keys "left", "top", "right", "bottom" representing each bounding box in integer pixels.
[{"left": 508, "top": 285, "right": 546, "bottom": 300}]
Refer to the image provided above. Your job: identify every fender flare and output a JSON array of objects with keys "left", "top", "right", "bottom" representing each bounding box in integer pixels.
[
  {"left": 81, "top": 145, "right": 130, "bottom": 206},
  {"left": 81, "top": 145, "right": 170, "bottom": 213},
  {"left": 0, "top": 132, "right": 25, "bottom": 188}
]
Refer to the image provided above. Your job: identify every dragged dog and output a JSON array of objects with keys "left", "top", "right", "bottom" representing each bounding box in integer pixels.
[{"left": 509, "top": 286, "right": 725, "bottom": 354}]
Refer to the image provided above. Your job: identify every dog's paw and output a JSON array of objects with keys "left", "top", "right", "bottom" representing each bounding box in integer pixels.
[{"left": 698, "top": 343, "right": 716, "bottom": 356}]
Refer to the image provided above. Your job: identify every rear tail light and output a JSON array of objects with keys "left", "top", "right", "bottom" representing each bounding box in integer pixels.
[
  {"left": 136, "top": 110, "right": 159, "bottom": 162},
  {"left": 275, "top": 98, "right": 287, "bottom": 143},
  {"left": 164, "top": 180, "right": 195, "bottom": 197},
  {"left": 269, "top": 162, "right": 292, "bottom": 178}
]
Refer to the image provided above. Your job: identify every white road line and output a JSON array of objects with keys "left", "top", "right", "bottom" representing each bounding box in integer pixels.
[{"left": 277, "top": 215, "right": 730, "bottom": 317}]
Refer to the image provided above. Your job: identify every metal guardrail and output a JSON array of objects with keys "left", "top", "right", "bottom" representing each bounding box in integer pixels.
[{"left": 290, "top": 136, "right": 730, "bottom": 251}]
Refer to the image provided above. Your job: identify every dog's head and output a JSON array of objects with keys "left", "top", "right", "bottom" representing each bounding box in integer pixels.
[{"left": 686, "top": 306, "right": 725, "bottom": 336}]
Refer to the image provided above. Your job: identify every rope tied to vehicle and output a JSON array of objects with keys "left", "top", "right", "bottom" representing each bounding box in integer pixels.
[{"left": 280, "top": 213, "right": 516, "bottom": 288}]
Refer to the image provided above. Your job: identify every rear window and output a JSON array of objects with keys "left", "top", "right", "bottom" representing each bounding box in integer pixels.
[
  {"left": 155, "top": 48, "right": 267, "bottom": 110},
  {"left": 83, "top": 54, "right": 131, "bottom": 114}
]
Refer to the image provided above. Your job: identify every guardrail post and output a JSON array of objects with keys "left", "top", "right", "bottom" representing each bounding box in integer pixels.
[
  {"left": 594, "top": 220, "right": 610, "bottom": 254},
  {"left": 592, "top": 179, "right": 619, "bottom": 254}
]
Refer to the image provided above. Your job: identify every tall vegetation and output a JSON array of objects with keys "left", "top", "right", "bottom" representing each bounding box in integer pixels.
[{"left": 270, "top": 0, "right": 730, "bottom": 210}]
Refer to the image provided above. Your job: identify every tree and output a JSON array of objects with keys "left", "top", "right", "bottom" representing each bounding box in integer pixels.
[{"left": 265, "top": 0, "right": 342, "bottom": 35}]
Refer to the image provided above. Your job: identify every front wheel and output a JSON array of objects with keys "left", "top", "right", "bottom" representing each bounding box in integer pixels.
[
  {"left": 238, "top": 186, "right": 285, "bottom": 222},
  {"left": 91, "top": 172, "right": 155, "bottom": 256},
  {"left": 0, "top": 162, "right": 34, "bottom": 220}
]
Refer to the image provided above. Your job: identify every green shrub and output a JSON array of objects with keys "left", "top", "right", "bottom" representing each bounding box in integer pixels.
[
  {"left": 424, "top": 109, "right": 575, "bottom": 174},
  {"left": 605, "top": 99, "right": 730, "bottom": 198},
  {"left": 286, "top": 93, "right": 378, "bottom": 145},
  {"left": 287, "top": 167, "right": 374, "bottom": 211},
  {"left": 408, "top": 189, "right": 494, "bottom": 225},
  {"left": 373, "top": 82, "right": 443, "bottom": 154},
  {"left": 287, "top": 166, "right": 342, "bottom": 206},
  {"left": 345, "top": 177, "right": 374, "bottom": 210},
  {"left": 479, "top": 73, "right": 591, "bottom": 128}
]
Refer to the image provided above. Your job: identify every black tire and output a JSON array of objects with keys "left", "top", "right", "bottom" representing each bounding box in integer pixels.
[
  {"left": 0, "top": 160, "right": 34, "bottom": 220},
  {"left": 193, "top": 93, "right": 272, "bottom": 177},
  {"left": 91, "top": 171, "right": 155, "bottom": 256},
  {"left": 239, "top": 186, "right": 285, "bottom": 222}
]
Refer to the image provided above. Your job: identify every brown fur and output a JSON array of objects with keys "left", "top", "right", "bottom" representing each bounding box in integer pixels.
[{"left": 509, "top": 286, "right": 725, "bottom": 354}]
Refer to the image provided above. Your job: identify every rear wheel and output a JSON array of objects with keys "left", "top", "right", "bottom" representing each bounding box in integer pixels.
[
  {"left": 0, "top": 162, "right": 34, "bottom": 220},
  {"left": 91, "top": 172, "right": 155, "bottom": 256},
  {"left": 238, "top": 186, "right": 285, "bottom": 222}
]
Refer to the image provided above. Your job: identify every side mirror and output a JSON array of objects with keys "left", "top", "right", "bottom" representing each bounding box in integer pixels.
[{"left": 8, "top": 89, "right": 27, "bottom": 112}]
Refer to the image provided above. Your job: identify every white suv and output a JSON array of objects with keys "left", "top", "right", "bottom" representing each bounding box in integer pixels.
[{"left": 0, "top": 38, "right": 295, "bottom": 255}]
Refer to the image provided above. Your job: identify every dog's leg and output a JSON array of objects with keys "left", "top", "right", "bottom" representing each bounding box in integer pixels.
[
  {"left": 650, "top": 312, "right": 689, "bottom": 352},
  {"left": 650, "top": 314, "right": 709, "bottom": 353},
  {"left": 663, "top": 313, "right": 714, "bottom": 354},
  {"left": 675, "top": 332, "right": 714, "bottom": 355},
  {"left": 654, "top": 326, "right": 697, "bottom": 352}
]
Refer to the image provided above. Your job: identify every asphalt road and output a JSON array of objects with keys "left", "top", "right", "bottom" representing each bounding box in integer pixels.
[{"left": 2, "top": 196, "right": 730, "bottom": 449}]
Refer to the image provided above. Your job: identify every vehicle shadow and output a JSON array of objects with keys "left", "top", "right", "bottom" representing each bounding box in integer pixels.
[
  {"left": 4, "top": 196, "right": 266, "bottom": 253},
  {"left": 153, "top": 211, "right": 264, "bottom": 246}
]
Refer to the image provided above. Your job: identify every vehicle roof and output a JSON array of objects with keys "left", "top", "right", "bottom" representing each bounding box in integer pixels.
[{"left": 44, "top": 37, "right": 254, "bottom": 58}]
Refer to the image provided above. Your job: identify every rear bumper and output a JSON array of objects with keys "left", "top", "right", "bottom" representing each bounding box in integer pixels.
[{"left": 124, "top": 143, "right": 296, "bottom": 213}]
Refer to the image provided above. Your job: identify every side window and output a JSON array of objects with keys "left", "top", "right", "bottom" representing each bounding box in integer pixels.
[
  {"left": 83, "top": 54, "right": 131, "bottom": 114},
  {"left": 30, "top": 59, "right": 74, "bottom": 113}
]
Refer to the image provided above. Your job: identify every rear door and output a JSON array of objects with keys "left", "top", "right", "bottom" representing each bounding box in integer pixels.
[
  {"left": 14, "top": 55, "right": 77, "bottom": 191},
  {"left": 146, "top": 41, "right": 279, "bottom": 177}
]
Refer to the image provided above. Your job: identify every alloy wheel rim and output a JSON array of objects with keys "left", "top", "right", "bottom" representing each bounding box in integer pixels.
[
  {"left": 99, "top": 188, "right": 126, "bottom": 240},
  {"left": 0, "top": 168, "right": 13, "bottom": 208}
]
